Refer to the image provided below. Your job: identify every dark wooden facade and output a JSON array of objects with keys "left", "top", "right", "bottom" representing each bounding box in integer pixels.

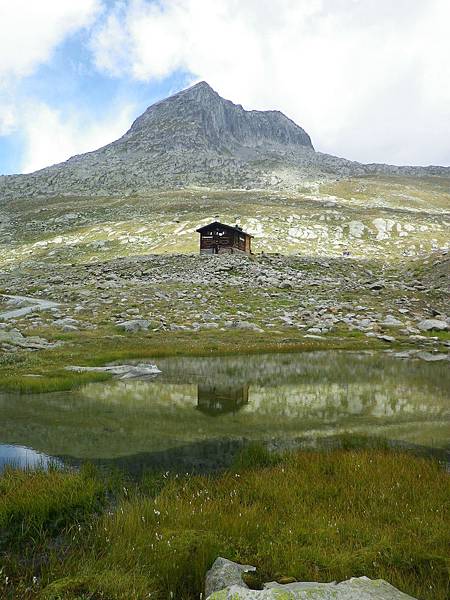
[{"left": 196, "top": 221, "right": 253, "bottom": 255}]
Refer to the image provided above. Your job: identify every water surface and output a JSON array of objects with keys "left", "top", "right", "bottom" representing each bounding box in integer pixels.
[
  {"left": 1, "top": 351, "right": 448, "bottom": 473},
  {"left": 0, "top": 444, "right": 59, "bottom": 471}
]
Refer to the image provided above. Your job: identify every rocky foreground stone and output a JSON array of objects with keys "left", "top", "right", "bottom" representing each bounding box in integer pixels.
[{"left": 205, "top": 558, "right": 418, "bottom": 599}]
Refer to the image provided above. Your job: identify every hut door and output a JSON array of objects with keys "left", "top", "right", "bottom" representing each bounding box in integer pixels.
[{"left": 213, "top": 230, "right": 221, "bottom": 254}]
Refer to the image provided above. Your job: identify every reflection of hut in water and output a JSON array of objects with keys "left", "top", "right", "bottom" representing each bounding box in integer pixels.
[{"left": 197, "top": 384, "right": 249, "bottom": 416}]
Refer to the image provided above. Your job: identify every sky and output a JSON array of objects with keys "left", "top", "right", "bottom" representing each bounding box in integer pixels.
[{"left": 0, "top": 0, "right": 449, "bottom": 175}]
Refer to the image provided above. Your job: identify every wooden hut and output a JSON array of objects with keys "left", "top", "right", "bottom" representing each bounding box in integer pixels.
[{"left": 196, "top": 221, "right": 253, "bottom": 255}]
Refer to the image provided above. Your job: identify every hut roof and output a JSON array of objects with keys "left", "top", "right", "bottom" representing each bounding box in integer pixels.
[{"left": 196, "top": 221, "right": 253, "bottom": 237}]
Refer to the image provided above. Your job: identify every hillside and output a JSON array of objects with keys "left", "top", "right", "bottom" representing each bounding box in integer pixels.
[{"left": 0, "top": 82, "right": 448, "bottom": 384}]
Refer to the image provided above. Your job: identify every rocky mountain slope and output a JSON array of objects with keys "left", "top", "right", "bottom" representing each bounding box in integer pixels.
[
  {"left": 0, "top": 84, "right": 448, "bottom": 403},
  {"left": 1, "top": 81, "right": 449, "bottom": 200}
]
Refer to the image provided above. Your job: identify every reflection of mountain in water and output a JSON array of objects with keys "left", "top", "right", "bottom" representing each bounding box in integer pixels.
[
  {"left": 0, "top": 351, "right": 449, "bottom": 468},
  {"left": 154, "top": 352, "right": 449, "bottom": 393},
  {"left": 245, "top": 384, "right": 444, "bottom": 420},
  {"left": 197, "top": 384, "right": 249, "bottom": 416},
  {"left": 85, "top": 378, "right": 447, "bottom": 422}
]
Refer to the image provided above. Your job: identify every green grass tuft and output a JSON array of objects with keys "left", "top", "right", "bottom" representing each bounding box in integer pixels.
[
  {"left": 0, "top": 465, "right": 106, "bottom": 549},
  {"left": 1, "top": 449, "right": 448, "bottom": 600}
]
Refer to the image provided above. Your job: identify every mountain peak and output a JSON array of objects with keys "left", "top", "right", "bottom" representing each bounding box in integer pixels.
[
  {"left": 128, "top": 80, "right": 314, "bottom": 153},
  {"left": 172, "top": 79, "right": 220, "bottom": 103},
  {"left": 185, "top": 80, "right": 215, "bottom": 92}
]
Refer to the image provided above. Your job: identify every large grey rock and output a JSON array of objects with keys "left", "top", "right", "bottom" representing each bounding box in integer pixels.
[
  {"left": 65, "top": 363, "right": 161, "bottom": 379},
  {"left": 263, "top": 577, "right": 417, "bottom": 598},
  {"left": 116, "top": 319, "right": 150, "bottom": 332},
  {"left": 205, "top": 558, "right": 418, "bottom": 599},
  {"left": 205, "top": 558, "right": 256, "bottom": 598},
  {"left": 382, "top": 315, "right": 403, "bottom": 327},
  {"left": 0, "top": 328, "right": 61, "bottom": 350},
  {"left": 417, "top": 318, "right": 448, "bottom": 331},
  {"left": 53, "top": 317, "right": 80, "bottom": 331},
  {"left": 0, "top": 295, "right": 59, "bottom": 321}
]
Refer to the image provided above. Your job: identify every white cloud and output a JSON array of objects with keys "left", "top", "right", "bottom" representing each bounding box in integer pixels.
[
  {"left": 0, "top": 0, "right": 102, "bottom": 158},
  {"left": 20, "top": 101, "right": 135, "bottom": 173},
  {"left": 90, "top": 0, "right": 450, "bottom": 166},
  {"left": 0, "top": 101, "right": 16, "bottom": 135},
  {"left": 0, "top": 0, "right": 101, "bottom": 81}
]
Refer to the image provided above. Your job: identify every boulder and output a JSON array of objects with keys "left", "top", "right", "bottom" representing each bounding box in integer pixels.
[
  {"left": 65, "top": 363, "right": 161, "bottom": 379},
  {"left": 0, "top": 328, "right": 61, "bottom": 350},
  {"left": 382, "top": 315, "right": 403, "bottom": 327},
  {"left": 53, "top": 317, "right": 80, "bottom": 332},
  {"left": 205, "top": 558, "right": 418, "bottom": 599},
  {"left": 205, "top": 558, "right": 256, "bottom": 598},
  {"left": 378, "top": 335, "right": 395, "bottom": 343},
  {"left": 116, "top": 319, "right": 150, "bottom": 332},
  {"left": 170, "top": 324, "right": 192, "bottom": 331},
  {"left": 307, "top": 327, "right": 322, "bottom": 334},
  {"left": 417, "top": 319, "right": 448, "bottom": 332}
]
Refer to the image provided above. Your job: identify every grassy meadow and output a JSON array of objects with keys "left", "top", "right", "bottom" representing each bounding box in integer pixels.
[{"left": 0, "top": 447, "right": 448, "bottom": 600}]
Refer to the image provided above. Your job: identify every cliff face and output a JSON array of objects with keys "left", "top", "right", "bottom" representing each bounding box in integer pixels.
[
  {"left": 0, "top": 81, "right": 448, "bottom": 200},
  {"left": 125, "top": 81, "right": 314, "bottom": 152}
]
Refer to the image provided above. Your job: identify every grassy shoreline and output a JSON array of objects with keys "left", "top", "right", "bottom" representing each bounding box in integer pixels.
[
  {"left": 0, "top": 326, "right": 425, "bottom": 394},
  {"left": 1, "top": 446, "right": 448, "bottom": 600}
]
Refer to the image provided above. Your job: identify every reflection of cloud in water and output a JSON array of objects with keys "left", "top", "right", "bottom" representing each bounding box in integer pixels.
[{"left": 0, "top": 444, "right": 59, "bottom": 472}]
